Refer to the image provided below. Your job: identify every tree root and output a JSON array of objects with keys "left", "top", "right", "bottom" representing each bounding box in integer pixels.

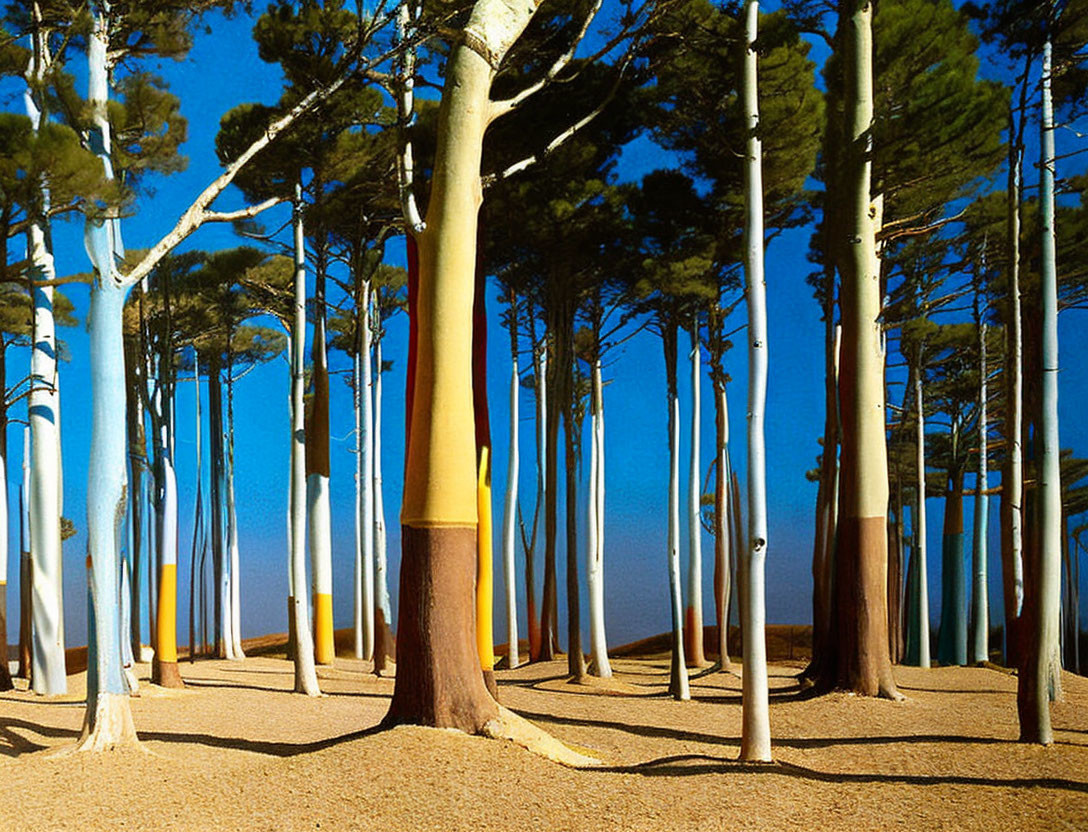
[
  {"left": 52, "top": 693, "right": 144, "bottom": 755},
  {"left": 482, "top": 706, "right": 602, "bottom": 768}
]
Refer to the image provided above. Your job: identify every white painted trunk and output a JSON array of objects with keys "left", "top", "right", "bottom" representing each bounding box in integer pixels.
[
  {"left": 1037, "top": 35, "right": 1062, "bottom": 712},
  {"left": 503, "top": 350, "right": 520, "bottom": 668},
  {"left": 290, "top": 191, "right": 320, "bottom": 696},
  {"left": 716, "top": 384, "right": 732, "bottom": 652},
  {"left": 373, "top": 330, "right": 392, "bottom": 629},
  {"left": 667, "top": 379, "right": 690, "bottom": 700},
  {"left": 307, "top": 308, "right": 333, "bottom": 663},
  {"left": 970, "top": 316, "right": 989, "bottom": 665},
  {"left": 914, "top": 368, "right": 931, "bottom": 668},
  {"left": 353, "top": 349, "right": 364, "bottom": 659},
  {"left": 740, "top": 0, "right": 771, "bottom": 762},
  {"left": 226, "top": 442, "right": 244, "bottom": 659},
  {"left": 26, "top": 36, "right": 66, "bottom": 696},
  {"left": 587, "top": 358, "right": 611, "bottom": 677},
  {"left": 686, "top": 324, "right": 704, "bottom": 666},
  {"left": 361, "top": 282, "right": 375, "bottom": 660}
]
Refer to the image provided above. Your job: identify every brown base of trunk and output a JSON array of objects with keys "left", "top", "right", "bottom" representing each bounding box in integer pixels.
[
  {"left": 286, "top": 596, "right": 297, "bottom": 661},
  {"left": 384, "top": 525, "right": 499, "bottom": 732},
  {"left": 683, "top": 606, "right": 711, "bottom": 668},
  {"left": 526, "top": 600, "right": 541, "bottom": 662},
  {"left": 152, "top": 658, "right": 185, "bottom": 689},
  {"left": 822, "top": 515, "right": 899, "bottom": 698},
  {"left": 18, "top": 560, "right": 31, "bottom": 680},
  {"left": 373, "top": 608, "right": 396, "bottom": 675}
]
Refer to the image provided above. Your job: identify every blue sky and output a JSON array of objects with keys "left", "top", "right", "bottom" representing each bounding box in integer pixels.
[{"left": 3, "top": 3, "right": 1087, "bottom": 651}]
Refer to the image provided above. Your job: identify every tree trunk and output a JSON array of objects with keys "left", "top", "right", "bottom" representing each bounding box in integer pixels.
[
  {"left": 502, "top": 292, "right": 520, "bottom": 670},
  {"left": 0, "top": 349, "right": 10, "bottom": 692},
  {"left": 189, "top": 364, "right": 204, "bottom": 661},
  {"left": 151, "top": 379, "right": 183, "bottom": 687},
  {"left": 528, "top": 342, "right": 546, "bottom": 661},
  {"left": 888, "top": 479, "right": 904, "bottom": 664},
  {"left": 360, "top": 280, "right": 375, "bottom": 661},
  {"left": 970, "top": 314, "right": 989, "bottom": 665},
  {"left": 27, "top": 76, "right": 66, "bottom": 698},
  {"left": 712, "top": 375, "right": 732, "bottom": 672},
  {"left": 586, "top": 356, "right": 611, "bottom": 677},
  {"left": 685, "top": 323, "right": 708, "bottom": 668},
  {"left": 373, "top": 329, "right": 396, "bottom": 672},
  {"left": 226, "top": 355, "right": 245, "bottom": 660},
  {"left": 1020, "top": 36, "right": 1061, "bottom": 743},
  {"left": 1000, "top": 99, "right": 1025, "bottom": 669},
  {"left": 740, "top": 0, "right": 771, "bottom": 760},
  {"left": 472, "top": 263, "right": 496, "bottom": 694},
  {"left": 307, "top": 259, "right": 335, "bottom": 667},
  {"left": 561, "top": 308, "right": 584, "bottom": 682},
  {"left": 904, "top": 361, "right": 931, "bottom": 667},
  {"left": 938, "top": 463, "right": 967, "bottom": 667},
  {"left": 208, "top": 355, "right": 231, "bottom": 659},
  {"left": 387, "top": 7, "right": 537, "bottom": 728},
  {"left": 289, "top": 189, "right": 320, "bottom": 696},
  {"left": 541, "top": 310, "right": 559, "bottom": 663},
  {"left": 823, "top": 0, "right": 899, "bottom": 698},
  {"left": 664, "top": 321, "right": 690, "bottom": 701}
]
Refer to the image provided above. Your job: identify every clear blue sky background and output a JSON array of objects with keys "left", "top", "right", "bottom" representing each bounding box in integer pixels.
[{"left": 3, "top": 3, "right": 1086, "bottom": 650}]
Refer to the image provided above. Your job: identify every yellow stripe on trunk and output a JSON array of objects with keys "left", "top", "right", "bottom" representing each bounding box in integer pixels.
[
  {"left": 476, "top": 447, "right": 495, "bottom": 671},
  {"left": 156, "top": 564, "right": 177, "bottom": 663},
  {"left": 313, "top": 593, "right": 334, "bottom": 665}
]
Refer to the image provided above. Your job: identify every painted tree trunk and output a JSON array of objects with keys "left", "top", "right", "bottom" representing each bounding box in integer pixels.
[
  {"left": 970, "top": 316, "right": 989, "bottom": 665},
  {"left": 289, "top": 191, "right": 320, "bottom": 696},
  {"left": 502, "top": 298, "right": 520, "bottom": 670},
  {"left": 208, "top": 359, "right": 232, "bottom": 659},
  {"left": 226, "top": 370, "right": 245, "bottom": 660},
  {"left": 713, "top": 380, "right": 733, "bottom": 671},
  {"left": 360, "top": 281, "right": 375, "bottom": 661},
  {"left": 740, "top": 0, "right": 771, "bottom": 760},
  {"left": 904, "top": 364, "right": 931, "bottom": 667},
  {"left": 888, "top": 481, "right": 905, "bottom": 663},
  {"left": 527, "top": 346, "right": 546, "bottom": 661},
  {"left": 1001, "top": 100, "right": 1025, "bottom": 669},
  {"left": 18, "top": 424, "right": 32, "bottom": 679},
  {"left": 386, "top": 7, "right": 537, "bottom": 729},
  {"left": 26, "top": 50, "right": 66, "bottom": 697},
  {"left": 587, "top": 357, "right": 611, "bottom": 677},
  {"left": 1019, "top": 36, "right": 1061, "bottom": 743},
  {"left": 562, "top": 351, "right": 584, "bottom": 683},
  {"left": 124, "top": 336, "right": 146, "bottom": 660},
  {"left": 152, "top": 394, "right": 183, "bottom": 687},
  {"left": 78, "top": 15, "right": 138, "bottom": 748},
  {"left": 825, "top": 0, "right": 898, "bottom": 698},
  {"left": 664, "top": 323, "right": 690, "bottom": 701},
  {"left": 307, "top": 269, "right": 335, "bottom": 666},
  {"left": 189, "top": 365, "right": 204, "bottom": 661},
  {"left": 938, "top": 465, "right": 967, "bottom": 667},
  {"left": 373, "top": 332, "right": 395, "bottom": 671},
  {"left": 685, "top": 324, "right": 708, "bottom": 668},
  {"left": 541, "top": 321, "right": 559, "bottom": 664}
]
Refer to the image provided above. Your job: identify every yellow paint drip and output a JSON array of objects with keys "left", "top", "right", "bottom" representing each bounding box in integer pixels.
[
  {"left": 313, "top": 592, "right": 334, "bottom": 665},
  {"left": 156, "top": 563, "right": 177, "bottom": 663},
  {"left": 476, "top": 447, "right": 495, "bottom": 671}
]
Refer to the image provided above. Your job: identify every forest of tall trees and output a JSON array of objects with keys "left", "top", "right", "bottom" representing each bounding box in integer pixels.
[{"left": 0, "top": 0, "right": 1084, "bottom": 761}]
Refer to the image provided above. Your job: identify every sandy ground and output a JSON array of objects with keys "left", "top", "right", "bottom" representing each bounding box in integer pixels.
[{"left": 0, "top": 649, "right": 1085, "bottom": 831}]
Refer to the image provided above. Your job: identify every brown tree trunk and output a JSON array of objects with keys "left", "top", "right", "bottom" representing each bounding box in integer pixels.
[
  {"left": 559, "top": 299, "right": 584, "bottom": 680},
  {"left": 539, "top": 303, "right": 560, "bottom": 663}
]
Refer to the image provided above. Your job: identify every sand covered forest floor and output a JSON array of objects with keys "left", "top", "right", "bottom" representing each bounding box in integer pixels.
[{"left": 0, "top": 642, "right": 1085, "bottom": 831}]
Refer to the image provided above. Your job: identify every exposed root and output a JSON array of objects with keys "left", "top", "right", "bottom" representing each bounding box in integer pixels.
[
  {"left": 482, "top": 706, "right": 603, "bottom": 768},
  {"left": 54, "top": 693, "right": 143, "bottom": 755}
]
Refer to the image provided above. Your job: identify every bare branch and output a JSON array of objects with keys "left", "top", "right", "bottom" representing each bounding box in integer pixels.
[{"left": 203, "top": 196, "right": 286, "bottom": 224}]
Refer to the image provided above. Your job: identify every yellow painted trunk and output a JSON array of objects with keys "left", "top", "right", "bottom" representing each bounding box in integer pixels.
[
  {"left": 156, "top": 564, "right": 177, "bottom": 663},
  {"left": 476, "top": 448, "right": 495, "bottom": 671},
  {"left": 313, "top": 593, "right": 334, "bottom": 665}
]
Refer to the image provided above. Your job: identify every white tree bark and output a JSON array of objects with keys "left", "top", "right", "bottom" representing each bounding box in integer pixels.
[
  {"left": 686, "top": 323, "right": 706, "bottom": 667},
  {"left": 360, "top": 281, "right": 375, "bottom": 660},
  {"left": 587, "top": 357, "right": 611, "bottom": 677},
  {"left": 970, "top": 309, "right": 989, "bottom": 665},
  {"left": 25, "top": 23, "right": 66, "bottom": 697},
  {"left": 226, "top": 408, "right": 245, "bottom": 660},
  {"left": 373, "top": 326, "right": 392, "bottom": 641},
  {"left": 307, "top": 309, "right": 334, "bottom": 666},
  {"left": 503, "top": 342, "right": 521, "bottom": 668},
  {"left": 290, "top": 189, "right": 320, "bottom": 696},
  {"left": 739, "top": 0, "right": 771, "bottom": 762},
  {"left": 666, "top": 333, "right": 689, "bottom": 701}
]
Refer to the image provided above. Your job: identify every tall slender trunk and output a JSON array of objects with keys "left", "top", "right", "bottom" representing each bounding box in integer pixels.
[
  {"left": 151, "top": 376, "right": 182, "bottom": 686},
  {"left": 1020, "top": 35, "right": 1061, "bottom": 743},
  {"left": 1001, "top": 97, "right": 1026, "bottom": 668},
  {"left": 685, "top": 323, "right": 708, "bottom": 668},
  {"left": 503, "top": 294, "right": 521, "bottom": 669},
  {"left": 713, "top": 374, "right": 733, "bottom": 671},
  {"left": 472, "top": 255, "right": 496, "bottom": 693},
  {"left": 586, "top": 355, "right": 611, "bottom": 677},
  {"left": 360, "top": 280, "right": 375, "bottom": 660},
  {"left": 26, "top": 27, "right": 65, "bottom": 696},
  {"left": 307, "top": 253, "right": 335, "bottom": 666},
  {"left": 189, "top": 363, "right": 203, "bottom": 661},
  {"left": 740, "top": 0, "right": 771, "bottom": 760},
  {"left": 664, "top": 321, "right": 690, "bottom": 701},
  {"left": 18, "top": 425, "right": 32, "bottom": 680},
  {"left": 888, "top": 478, "right": 904, "bottom": 663},
  {"left": 938, "top": 461, "right": 967, "bottom": 667},
  {"left": 970, "top": 306, "right": 989, "bottom": 664},
  {"left": 226, "top": 356, "right": 244, "bottom": 660},
  {"left": 208, "top": 356, "right": 230, "bottom": 658},
  {"left": 386, "top": 7, "right": 537, "bottom": 730},
  {"left": 79, "top": 14, "right": 138, "bottom": 747},
  {"left": 560, "top": 308, "right": 584, "bottom": 682},
  {"left": 527, "top": 341, "right": 546, "bottom": 661},
  {"left": 904, "top": 360, "right": 931, "bottom": 667},
  {"left": 125, "top": 335, "right": 145, "bottom": 660},
  {"left": 289, "top": 189, "right": 320, "bottom": 696},
  {"left": 824, "top": 0, "right": 898, "bottom": 698},
  {"left": 541, "top": 311, "right": 559, "bottom": 663},
  {"left": 373, "top": 328, "right": 395, "bottom": 671},
  {"left": 0, "top": 350, "right": 10, "bottom": 691}
]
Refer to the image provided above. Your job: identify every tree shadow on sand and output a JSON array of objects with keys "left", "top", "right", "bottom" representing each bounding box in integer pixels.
[
  {"left": 0, "top": 717, "right": 80, "bottom": 757},
  {"left": 589, "top": 753, "right": 1088, "bottom": 793},
  {"left": 138, "top": 725, "right": 385, "bottom": 757}
]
